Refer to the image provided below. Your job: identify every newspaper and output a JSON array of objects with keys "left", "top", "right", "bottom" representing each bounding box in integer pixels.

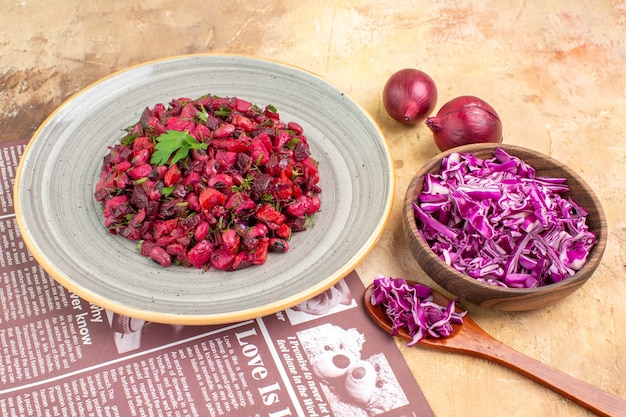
[{"left": 0, "top": 138, "right": 435, "bottom": 417}]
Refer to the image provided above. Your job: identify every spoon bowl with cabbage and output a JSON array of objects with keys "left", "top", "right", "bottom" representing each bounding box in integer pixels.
[{"left": 363, "top": 276, "right": 625, "bottom": 417}]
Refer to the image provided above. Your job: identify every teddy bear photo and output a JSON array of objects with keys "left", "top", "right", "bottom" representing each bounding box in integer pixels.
[
  {"left": 287, "top": 280, "right": 356, "bottom": 324},
  {"left": 296, "top": 324, "right": 408, "bottom": 416},
  {"left": 343, "top": 353, "right": 409, "bottom": 415},
  {"left": 297, "top": 323, "right": 365, "bottom": 380}
]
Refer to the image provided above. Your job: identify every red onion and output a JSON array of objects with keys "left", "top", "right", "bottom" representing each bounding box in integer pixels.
[
  {"left": 425, "top": 95, "right": 503, "bottom": 151},
  {"left": 383, "top": 68, "right": 438, "bottom": 125}
]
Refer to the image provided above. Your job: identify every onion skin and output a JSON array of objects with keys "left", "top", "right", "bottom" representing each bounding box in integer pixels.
[
  {"left": 426, "top": 95, "right": 503, "bottom": 151},
  {"left": 383, "top": 68, "right": 438, "bottom": 125}
]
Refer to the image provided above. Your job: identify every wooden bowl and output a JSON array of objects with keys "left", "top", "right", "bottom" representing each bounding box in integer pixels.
[{"left": 402, "top": 143, "right": 607, "bottom": 311}]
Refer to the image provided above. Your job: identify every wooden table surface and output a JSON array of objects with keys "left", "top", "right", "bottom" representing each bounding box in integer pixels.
[{"left": 2, "top": 1, "right": 624, "bottom": 416}]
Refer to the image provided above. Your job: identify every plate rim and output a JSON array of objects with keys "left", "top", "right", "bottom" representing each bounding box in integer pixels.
[{"left": 14, "top": 53, "right": 396, "bottom": 324}]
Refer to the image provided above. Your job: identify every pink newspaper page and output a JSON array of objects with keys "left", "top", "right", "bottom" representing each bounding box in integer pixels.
[{"left": 0, "top": 138, "right": 436, "bottom": 417}]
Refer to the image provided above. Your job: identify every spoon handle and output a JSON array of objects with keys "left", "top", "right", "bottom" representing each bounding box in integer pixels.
[{"left": 458, "top": 326, "right": 626, "bottom": 417}]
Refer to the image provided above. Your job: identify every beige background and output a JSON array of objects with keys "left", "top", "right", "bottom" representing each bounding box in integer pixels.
[{"left": 1, "top": 1, "right": 625, "bottom": 416}]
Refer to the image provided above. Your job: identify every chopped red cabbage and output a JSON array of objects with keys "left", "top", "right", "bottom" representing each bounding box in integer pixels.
[
  {"left": 371, "top": 275, "right": 466, "bottom": 346},
  {"left": 414, "top": 148, "right": 597, "bottom": 288}
]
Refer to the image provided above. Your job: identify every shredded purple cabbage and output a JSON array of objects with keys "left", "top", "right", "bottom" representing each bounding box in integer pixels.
[
  {"left": 414, "top": 148, "right": 597, "bottom": 288},
  {"left": 371, "top": 275, "right": 466, "bottom": 346}
]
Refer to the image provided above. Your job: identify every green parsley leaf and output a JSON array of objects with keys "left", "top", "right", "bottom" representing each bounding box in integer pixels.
[
  {"left": 121, "top": 133, "right": 137, "bottom": 146},
  {"left": 150, "top": 130, "right": 208, "bottom": 166},
  {"left": 197, "top": 107, "right": 209, "bottom": 123},
  {"left": 214, "top": 106, "right": 232, "bottom": 118},
  {"left": 290, "top": 167, "right": 303, "bottom": 180},
  {"left": 285, "top": 137, "right": 301, "bottom": 149},
  {"left": 160, "top": 185, "right": 175, "bottom": 196}
]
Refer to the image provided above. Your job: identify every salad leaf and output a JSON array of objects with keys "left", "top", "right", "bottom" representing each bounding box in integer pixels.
[{"left": 150, "top": 130, "right": 208, "bottom": 166}]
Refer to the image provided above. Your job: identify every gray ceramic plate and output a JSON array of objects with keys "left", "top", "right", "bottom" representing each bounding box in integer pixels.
[{"left": 15, "top": 54, "right": 394, "bottom": 325}]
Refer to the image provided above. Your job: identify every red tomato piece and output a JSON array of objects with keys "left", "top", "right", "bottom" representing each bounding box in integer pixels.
[
  {"left": 164, "top": 164, "right": 181, "bottom": 186},
  {"left": 210, "top": 138, "right": 249, "bottom": 152},
  {"left": 275, "top": 223, "right": 292, "bottom": 240},
  {"left": 232, "top": 114, "right": 255, "bottom": 132},
  {"left": 199, "top": 188, "right": 227, "bottom": 211},
  {"left": 245, "top": 239, "right": 269, "bottom": 265},
  {"left": 255, "top": 204, "right": 286, "bottom": 226}
]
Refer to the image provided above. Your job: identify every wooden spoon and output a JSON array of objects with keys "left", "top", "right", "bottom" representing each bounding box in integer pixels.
[{"left": 363, "top": 281, "right": 626, "bottom": 417}]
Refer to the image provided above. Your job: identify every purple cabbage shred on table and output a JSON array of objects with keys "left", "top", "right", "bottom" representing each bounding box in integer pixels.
[
  {"left": 371, "top": 275, "right": 466, "bottom": 346},
  {"left": 414, "top": 148, "right": 597, "bottom": 288}
]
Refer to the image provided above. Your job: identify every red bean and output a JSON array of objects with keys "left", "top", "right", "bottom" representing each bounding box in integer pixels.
[
  {"left": 188, "top": 240, "right": 213, "bottom": 269},
  {"left": 269, "top": 238, "right": 289, "bottom": 253},
  {"left": 127, "top": 163, "right": 152, "bottom": 179},
  {"left": 194, "top": 222, "right": 209, "bottom": 242},
  {"left": 213, "top": 123, "right": 235, "bottom": 139},
  {"left": 149, "top": 246, "right": 172, "bottom": 268}
]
